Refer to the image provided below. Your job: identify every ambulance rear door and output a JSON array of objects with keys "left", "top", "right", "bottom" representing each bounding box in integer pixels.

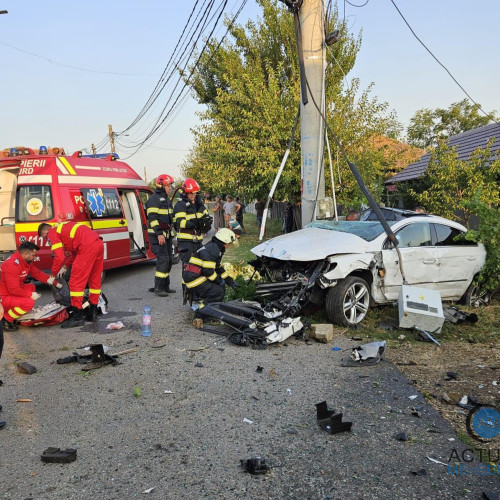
[
  {"left": 0, "top": 160, "right": 20, "bottom": 262},
  {"left": 81, "top": 187, "right": 130, "bottom": 268}
]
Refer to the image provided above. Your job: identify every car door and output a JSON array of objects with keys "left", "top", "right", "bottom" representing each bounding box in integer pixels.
[
  {"left": 431, "top": 223, "right": 483, "bottom": 299},
  {"left": 380, "top": 221, "right": 440, "bottom": 299}
]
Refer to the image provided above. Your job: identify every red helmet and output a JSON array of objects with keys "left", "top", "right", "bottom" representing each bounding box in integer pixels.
[
  {"left": 156, "top": 174, "right": 174, "bottom": 188},
  {"left": 182, "top": 178, "right": 200, "bottom": 194}
]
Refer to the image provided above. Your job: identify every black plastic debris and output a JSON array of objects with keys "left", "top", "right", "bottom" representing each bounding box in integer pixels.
[
  {"left": 444, "top": 371, "right": 458, "bottom": 381},
  {"left": 195, "top": 362, "right": 204, "bottom": 368},
  {"left": 256, "top": 366, "right": 263, "bottom": 373},
  {"left": 41, "top": 447, "right": 77, "bottom": 464},
  {"left": 56, "top": 344, "right": 118, "bottom": 369},
  {"left": 315, "top": 401, "right": 352, "bottom": 435},
  {"left": 394, "top": 431, "right": 408, "bottom": 441},
  {"left": 240, "top": 457, "right": 270, "bottom": 475},
  {"left": 443, "top": 306, "right": 478, "bottom": 324},
  {"left": 482, "top": 491, "right": 500, "bottom": 500},
  {"left": 410, "top": 407, "right": 422, "bottom": 418},
  {"left": 411, "top": 468, "right": 427, "bottom": 476}
]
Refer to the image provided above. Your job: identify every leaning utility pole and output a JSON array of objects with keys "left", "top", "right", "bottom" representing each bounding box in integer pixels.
[
  {"left": 108, "top": 124, "right": 116, "bottom": 154},
  {"left": 298, "top": 0, "right": 326, "bottom": 226}
]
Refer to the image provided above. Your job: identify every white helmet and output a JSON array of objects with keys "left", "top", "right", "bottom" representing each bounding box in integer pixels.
[{"left": 215, "top": 228, "right": 236, "bottom": 244}]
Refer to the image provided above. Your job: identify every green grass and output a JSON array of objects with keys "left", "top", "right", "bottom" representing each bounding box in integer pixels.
[{"left": 223, "top": 213, "right": 283, "bottom": 265}]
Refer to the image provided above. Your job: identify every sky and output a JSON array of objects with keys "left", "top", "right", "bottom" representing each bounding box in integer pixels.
[{"left": 1, "top": 0, "right": 498, "bottom": 182}]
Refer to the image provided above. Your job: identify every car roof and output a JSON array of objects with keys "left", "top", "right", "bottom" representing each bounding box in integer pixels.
[{"left": 360, "top": 207, "right": 427, "bottom": 221}]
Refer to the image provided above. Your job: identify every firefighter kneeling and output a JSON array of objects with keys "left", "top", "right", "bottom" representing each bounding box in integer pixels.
[{"left": 182, "top": 228, "right": 237, "bottom": 306}]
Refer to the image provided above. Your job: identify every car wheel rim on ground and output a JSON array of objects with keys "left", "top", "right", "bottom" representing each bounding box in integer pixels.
[{"left": 343, "top": 283, "right": 370, "bottom": 324}]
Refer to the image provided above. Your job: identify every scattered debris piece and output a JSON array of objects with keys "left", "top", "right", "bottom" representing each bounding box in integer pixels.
[
  {"left": 16, "top": 398, "right": 32, "bottom": 403},
  {"left": 41, "top": 447, "right": 77, "bottom": 464},
  {"left": 415, "top": 328, "right": 441, "bottom": 346},
  {"left": 315, "top": 401, "right": 352, "bottom": 435},
  {"left": 410, "top": 407, "right": 421, "bottom": 418},
  {"left": 444, "top": 371, "right": 458, "bottom": 381},
  {"left": 493, "top": 381, "right": 498, "bottom": 386},
  {"left": 482, "top": 491, "right": 500, "bottom": 500},
  {"left": 448, "top": 438, "right": 455, "bottom": 442},
  {"left": 342, "top": 341, "right": 386, "bottom": 367},
  {"left": 192, "top": 318, "right": 203, "bottom": 329},
  {"left": 195, "top": 362, "right": 204, "bottom": 368},
  {"left": 426, "top": 456, "right": 448, "bottom": 467},
  {"left": 269, "top": 369, "right": 279, "bottom": 378},
  {"left": 240, "top": 457, "right": 270, "bottom": 475},
  {"left": 394, "top": 431, "right": 408, "bottom": 441},
  {"left": 408, "top": 395, "right": 418, "bottom": 401},
  {"left": 286, "top": 388, "right": 292, "bottom": 395},
  {"left": 349, "top": 336, "right": 363, "bottom": 341},
  {"left": 256, "top": 366, "right": 263, "bottom": 373},
  {"left": 134, "top": 387, "right": 142, "bottom": 398},
  {"left": 443, "top": 306, "right": 478, "bottom": 324},
  {"left": 163, "top": 390, "right": 174, "bottom": 394},
  {"left": 397, "top": 335, "right": 406, "bottom": 340},
  {"left": 459, "top": 395, "right": 468, "bottom": 405},
  {"left": 411, "top": 469, "right": 427, "bottom": 476},
  {"left": 478, "top": 384, "right": 484, "bottom": 389},
  {"left": 378, "top": 317, "right": 399, "bottom": 331},
  {"left": 309, "top": 324, "right": 333, "bottom": 343},
  {"left": 331, "top": 347, "right": 341, "bottom": 351},
  {"left": 243, "top": 418, "right": 253, "bottom": 424},
  {"left": 142, "top": 487, "right": 156, "bottom": 494},
  {"left": 105, "top": 321, "right": 124, "bottom": 330},
  {"left": 17, "top": 362, "right": 37, "bottom": 375}
]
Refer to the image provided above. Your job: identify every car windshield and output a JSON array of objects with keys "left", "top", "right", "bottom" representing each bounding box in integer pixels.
[{"left": 306, "top": 220, "right": 397, "bottom": 241}]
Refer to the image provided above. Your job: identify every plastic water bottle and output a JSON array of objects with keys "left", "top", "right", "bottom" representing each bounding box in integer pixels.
[{"left": 142, "top": 305, "right": 152, "bottom": 337}]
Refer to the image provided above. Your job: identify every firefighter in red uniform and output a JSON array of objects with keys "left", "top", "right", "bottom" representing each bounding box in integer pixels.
[
  {"left": 0, "top": 241, "right": 59, "bottom": 330},
  {"left": 38, "top": 222, "right": 104, "bottom": 328}
]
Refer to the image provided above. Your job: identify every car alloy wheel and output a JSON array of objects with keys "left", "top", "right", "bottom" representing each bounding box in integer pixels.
[{"left": 326, "top": 276, "right": 371, "bottom": 326}]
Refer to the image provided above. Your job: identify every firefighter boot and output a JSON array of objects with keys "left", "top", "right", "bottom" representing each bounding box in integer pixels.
[
  {"left": 2, "top": 319, "right": 18, "bottom": 332},
  {"left": 87, "top": 304, "right": 98, "bottom": 322},
  {"left": 61, "top": 308, "right": 85, "bottom": 329}
]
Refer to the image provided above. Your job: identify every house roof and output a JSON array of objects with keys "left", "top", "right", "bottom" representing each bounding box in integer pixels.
[{"left": 385, "top": 122, "right": 500, "bottom": 184}]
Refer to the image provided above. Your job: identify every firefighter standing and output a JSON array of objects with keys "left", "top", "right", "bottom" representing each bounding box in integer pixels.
[
  {"left": 146, "top": 174, "right": 176, "bottom": 297},
  {"left": 38, "top": 222, "right": 104, "bottom": 328},
  {"left": 182, "top": 228, "right": 237, "bottom": 305},
  {"left": 0, "top": 242, "right": 60, "bottom": 330},
  {"left": 173, "top": 178, "right": 212, "bottom": 263}
]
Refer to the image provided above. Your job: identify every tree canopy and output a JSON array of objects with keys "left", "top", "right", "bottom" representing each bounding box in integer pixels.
[
  {"left": 182, "top": 0, "right": 402, "bottom": 205},
  {"left": 406, "top": 99, "right": 497, "bottom": 149}
]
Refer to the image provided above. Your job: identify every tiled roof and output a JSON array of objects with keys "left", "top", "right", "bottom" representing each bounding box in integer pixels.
[{"left": 385, "top": 122, "right": 500, "bottom": 184}]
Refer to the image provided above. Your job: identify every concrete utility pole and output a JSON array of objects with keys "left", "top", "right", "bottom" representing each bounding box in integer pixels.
[
  {"left": 108, "top": 124, "right": 116, "bottom": 154},
  {"left": 299, "top": 0, "right": 326, "bottom": 226}
]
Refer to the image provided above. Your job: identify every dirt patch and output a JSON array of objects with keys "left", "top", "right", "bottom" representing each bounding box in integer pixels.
[{"left": 388, "top": 341, "right": 500, "bottom": 456}]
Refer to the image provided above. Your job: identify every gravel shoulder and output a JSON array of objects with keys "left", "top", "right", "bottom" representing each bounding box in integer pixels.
[{"left": 0, "top": 262, "right": 498, "bottom": 499}]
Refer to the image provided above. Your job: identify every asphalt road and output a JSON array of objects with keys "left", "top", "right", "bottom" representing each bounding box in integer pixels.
[{"left": 0, "top": 260, "right": 498, "bottom": 499}]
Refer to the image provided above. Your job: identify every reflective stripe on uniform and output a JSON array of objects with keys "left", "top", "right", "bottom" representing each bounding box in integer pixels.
[
  {"left": 157, "top": 208, "right": 170, "bottom": 215},
  {"left": 177, "top": 232, "right": 203, "bottom": 241},
  {"left": 70, "top": 291, "right": 85, "bottom": 297},
  {"left": 207, "top": 271, "right": 217, "bottom": 281},
  {"left": 89, "top": 289, "right": 101, "bottom": 294},
  {"left": 173, "top": 211, "right": 186, "bottom": 221},
  {"left": 8, "top": 309, "right": 21, "bottom": 319},
  {"left": 150, "top": 220, "right": 159, "bottom": 227},
  {"left": 70, "top": 223, "right": 86, "bottom": 238},
  {"left": 185, "top": 276, "right": 207, "bottom": 288},
  {"left": 147, "top": 207, "right": 160, "bottom": 214},
  {"left": 189, "top": 257, "right": 204, "bottom": 267},
  {"left": 155, "top": 271, "right": 169, "bottom": 278},
  {"left": 51, "top": 242, "right": 63, "bottom": 250},
  {"left": 185, "top": 214, "right": 197, "bottom": 220},
  {"left": 221, "top": 271, "right": 229, "bottom": 279},
  {"left": 14, "top": 307, "right": 27, "bottom": 315}
]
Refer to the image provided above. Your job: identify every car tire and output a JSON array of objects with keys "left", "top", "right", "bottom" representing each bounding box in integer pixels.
[
  {"left": 462, "top": 281, "right": 489, "bottom": 308},
  {"left": 325, "top": 276, "right": 371, "bottom": 326}
]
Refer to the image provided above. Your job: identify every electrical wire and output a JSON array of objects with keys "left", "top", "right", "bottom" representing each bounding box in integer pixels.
[
  {"left": 119, "top": 0, "right": 249, "bottom": 159},
  {"left": 389, "top": 0, "right": 498, "bottom": 125},
  {"left": 345, "top": 0, "right": 369, "bottom": 7},
  {"left": 0, "top": 40, "right": 157, "bottom": 76}
]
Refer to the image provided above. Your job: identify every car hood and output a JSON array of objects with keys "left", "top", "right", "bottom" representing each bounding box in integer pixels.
[{"left": 251, "top": 227, "right": 371, "bottom": 261}]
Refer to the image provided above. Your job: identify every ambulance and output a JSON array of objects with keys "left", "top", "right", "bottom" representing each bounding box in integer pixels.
[{"left": 0, "top": 147, "right": 166, "bottom": 274}]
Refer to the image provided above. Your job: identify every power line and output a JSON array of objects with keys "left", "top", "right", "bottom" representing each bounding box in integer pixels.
[
  {"left": 345, "top": 0, "right": 370, "bottom": 7},
  {"left": 0, "top": 40, "right": 157, "bottom": 76},
  {"left": 389, "top": 0, "right": 498, "bottom": 124}
]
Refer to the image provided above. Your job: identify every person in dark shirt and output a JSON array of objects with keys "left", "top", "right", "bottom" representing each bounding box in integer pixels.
[
  {"left": 234, "top": 197, "right": 246, "bottom": 234},
  {"left": 255, "top": 198, "right": 265, "bottom": 230}
]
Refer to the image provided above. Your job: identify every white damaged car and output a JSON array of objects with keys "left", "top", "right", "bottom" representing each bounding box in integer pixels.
[{"left": 251, "top": 212, "right": 486, "bottom": 326}]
